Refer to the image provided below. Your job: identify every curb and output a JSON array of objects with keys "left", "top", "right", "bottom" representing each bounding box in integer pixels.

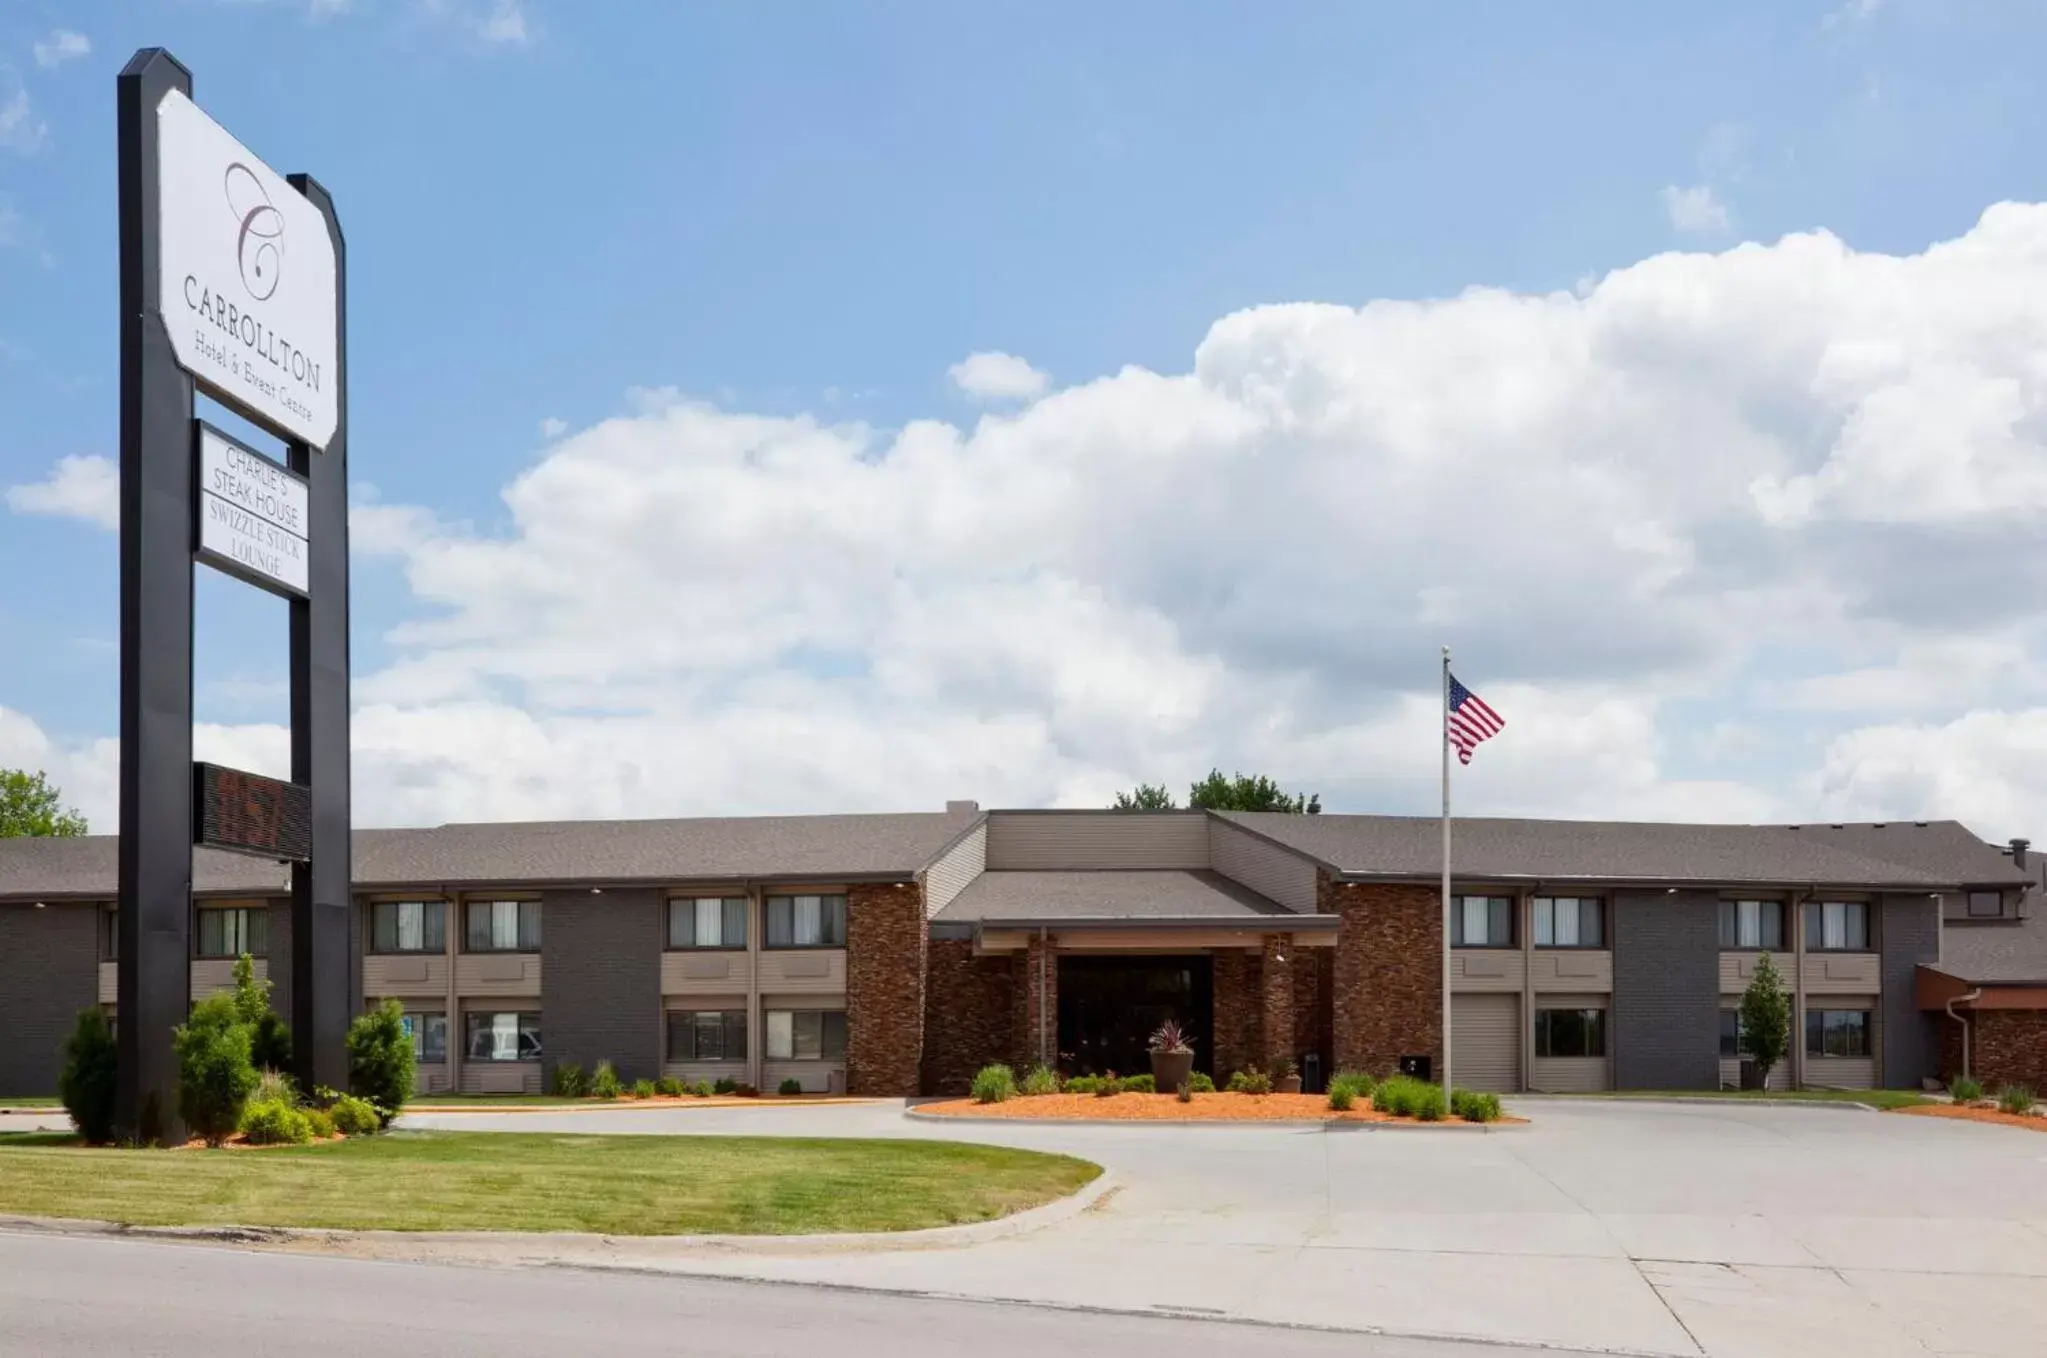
[
  {"left": 402, "top": 1097, "right": 883, "bottom": 1116},
  {"left": 1507, "top": 1095, "right": 1883, "bottom": 1114},
  {"left": 903, "top": 1109, "right": 1530, "bottom": 1132},
  {"left": 0, "top": 1167, "right": 1115, "bottom": 1260}
]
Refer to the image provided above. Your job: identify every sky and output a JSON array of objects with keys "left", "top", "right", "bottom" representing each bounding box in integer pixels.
[{"left": 6, "top": 1, "right": 2047, "bottom": 838}]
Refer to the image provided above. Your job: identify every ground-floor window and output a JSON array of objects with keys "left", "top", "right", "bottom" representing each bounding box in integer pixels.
[
  {"left": 400, "top": 1012, "right": 448, "bottom": 1063},
  {"left": 1805, "top": 1009, "right": 1870, "bottom": 1059},
  {"left": 1718, "top": 1008, "right": 1753, "bottom": 1057},
  {"left": 1535, "top": 1008, "right": 1606, "bottom": 1059},
  {"left": 668, "top": 1010, "right": 747, "bottom": 1062},
  {"left": 765, "top": 1009, "right": 846, "bottom": 1061},
  {"left": 466, "top": 1011, "right": 541, "bottom": 1061}
]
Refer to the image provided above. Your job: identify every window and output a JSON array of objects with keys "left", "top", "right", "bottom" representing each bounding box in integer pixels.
[
  {"left": 1533, "top": 897, "right": 1604, "bottom": 948},
  {"left": 1449, "top": 895, "right": 1513, "bottom": 947},
  {"left": 1967, "top": 891, "right": 2003, "bottom": 918},
  {"left": 1718, "top": 899, "right": 1784, "bottom": 950},
  {"left": 101, "top": 906, "right": 118, "bottom": 961},
  {"left": 764, "top": 894, "right": 847, "bottom": 948},
  {"left": 666, "top": 1010, "right": 747, "bottom": 1062},
  {"left": 465, "top": 900, "right": 541, "bottom": 952},
  {"left": 465, "top": 1011, "right": 541, "bottom": 1061},
  {"left": 195, "top": 906, "right": 268, "bottom": 959},
  {"left": 371, "top": 900, "right": 446, "bottom": 953},
  {"left": 1718, "top": 1009, "right": 1753, "bottom": 1058},
  {"left": 765, "top": 1009, "right": 847, "bottom": 1061},
  {"left": 399, "top": 1012, "right": 448, "bottom": 1063},
  {"left": 1803, "top": 900, "right": 1869, "bottom": 951},
  {"left": 1805, "top": 1009, "right": 1871, "bottom": 1059},
  {"left": 667, "top": 897, "right": 748, "bottom": 949},
  {"left": 1535, "top": 1008, "right": 1607, "bottom": 1059}
]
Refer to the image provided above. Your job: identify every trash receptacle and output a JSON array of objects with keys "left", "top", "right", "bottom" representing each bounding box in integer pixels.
[
  {"left": 1398, "top": 1054, "right": 1432, "bottom": 1082},
  {"left": 1302, "top": 1053, "right": 1323, "bottom": 1095}
]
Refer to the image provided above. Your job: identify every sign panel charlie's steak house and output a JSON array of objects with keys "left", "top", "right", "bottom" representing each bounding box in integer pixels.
[{"left": 157, "top": 87, "right": 338, "bottom": 449}]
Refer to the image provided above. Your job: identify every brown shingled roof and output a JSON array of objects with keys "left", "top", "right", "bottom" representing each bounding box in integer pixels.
[{"left": 935, "top": 869, "right": 1295, "bottom": 923}]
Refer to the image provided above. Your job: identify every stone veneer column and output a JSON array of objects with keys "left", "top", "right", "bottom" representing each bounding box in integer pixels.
[
  {"left": 1210, "top": 949, "right": 1258, "bottom": 1079},
  {"left": 1324, "top": 876, "right": 1443, "bottom": 1076},
  {"left": 920, "top": 934, "right": 1017, "bottom": 1095},
  {"left": 1260, "top": 933, "right": 1295, "bottom": 1073},
  {"left": 845, "top": 882, "right": 926, "bottom": 1096},
  {"left": 1972, "top": 1011, "right": 2047, "bottom": 1089},
  {"left": 1012, "top": 932, "right": 1058, "bottom": 1070}
]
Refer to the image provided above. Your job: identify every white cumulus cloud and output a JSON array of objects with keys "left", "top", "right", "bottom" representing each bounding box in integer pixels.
[
  {"left": 948, "top": 351, "right": 1051, "bottom": 402},
  {"left": 6, "top": 455, "right": 119, "bottom": 530},
  {"left": 32, "top": 31, "right": 90, "bottom": 70},
  {"left": 1661, "top": 183, "right": 1730, "bottom": 234}
]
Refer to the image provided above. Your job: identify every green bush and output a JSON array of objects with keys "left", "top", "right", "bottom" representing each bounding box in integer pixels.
[
  {"left": 1996, "top": 1083, "right": 2036, "bottom": 1115},
  {"left": 1188, "top": 1071, "right": 1216, "bottom": 1094},
  {"left": 655, "top": 1075, "right": 684, "bottom": 1097},
  {"left": 1372, "top": 1074, "right": 1432, "bottom": 1117},
  {"left": 329, "top": 1094, "right": 381, "bottom": 1137},
  {"left": 59, "top": 1007, "right": 118, "bottom": 1145},
  {"left": 1119, "top": 1073, "right": 1155, "bottom": 1094},
  {"left": 712, "top": 1077, "right": 739, "bottom": 1095},
  {"left": 250, "top": 1012, "right": 293, "bottom": 1074},
  {"left": 1226, "top": 1068, "right": 1273, "bottom": 1095},
  {"left": 1063, "top": 1074, "right": 1103, "bottom": 1095},
  {"left": 1094, "top": 1074, "right": 1121, "bottom": 1097},
  {"left": 971, "top": 1063, "right": 1018, "bottom": 1104},
  {"left": 240, "top": 1096, "right": 313, "bottom": 1145},
  {"left": 345, "top": 998, "right": 415, "bottom": 1128},
  {"left": 1412, "top": 1083, "right": 1448, "bottom": 1122},
  {"left": 1949, "top": 1074, "right": 1984, "bottom": 1103},
  {"left": 1019, "top": 1064, "right": 1060, "bottom": 1097},
  {"left": 590, "top": 1060, "right": 622, "bottom": 1100},
  {"left": 689, "top": 1080, "right": 714, "bottom": 1097},
  {"left": 1326, "top": 1070, "right": 1374, "bottom": 1112},
  {"left": 302, "top": 1105, "right": 336, "bottom": 1139},
  {"left": 629, "top": 1078, "right": 655, "bottom": 1099},
  {"left": 552, "top": 1062, "right": 587, "bottom": 1098},
  {"left": 175, "top": 993, "right": 260, "bottom": 1148},
  {"left": 778, "top": 1077, "right": 804, "bottom": 1096},
  {"left": 1451, "top": 1089, "right": 1502, "bottom": 1123}
]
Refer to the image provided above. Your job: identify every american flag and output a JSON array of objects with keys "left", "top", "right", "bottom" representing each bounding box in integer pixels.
[{"left": 1445, "top": 673, "right": 1504, "bottom": 765}]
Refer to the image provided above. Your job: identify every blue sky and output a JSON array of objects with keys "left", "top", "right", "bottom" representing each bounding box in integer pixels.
[{"left": 7, "top": 1, "right": 2047, "bottom": 833}]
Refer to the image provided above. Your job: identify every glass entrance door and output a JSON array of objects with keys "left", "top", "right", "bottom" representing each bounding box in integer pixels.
[{"left": 1056, "top": 954, "right": 1213, "bottom": 1077}]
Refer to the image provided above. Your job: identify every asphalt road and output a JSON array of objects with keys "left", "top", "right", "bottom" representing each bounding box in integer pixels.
[{"left": 0, "top": 1231, "right": 1569, "bottom": 1358}]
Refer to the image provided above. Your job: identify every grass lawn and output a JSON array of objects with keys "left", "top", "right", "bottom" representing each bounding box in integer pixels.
[
  {"left": 0, "top": 1131, "right": 1100, "bottom": 1235},
  {"left": 0, "top": 1097, "right": 61, "bottom": 1108},
  {"left": 1551, "top": 1088, "right": 1929, "bottom": 1111}
]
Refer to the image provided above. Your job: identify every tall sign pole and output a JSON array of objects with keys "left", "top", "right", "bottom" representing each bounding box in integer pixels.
[{"left": 115, "top": 47, "right": 349, "bottom": 1140}]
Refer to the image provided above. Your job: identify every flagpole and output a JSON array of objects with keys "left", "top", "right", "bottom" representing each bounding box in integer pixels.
[{"left": 1440, "top": 645, "right": 1453, "bottom": 1097}]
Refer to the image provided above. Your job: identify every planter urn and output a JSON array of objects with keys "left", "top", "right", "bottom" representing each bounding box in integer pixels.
[
  {"left": 1278, "top": 1074, "right": 1303, "bottom": 1095},
  {"left": 1150, "top": 1049, "right": 1195, "bottom": 1093}
]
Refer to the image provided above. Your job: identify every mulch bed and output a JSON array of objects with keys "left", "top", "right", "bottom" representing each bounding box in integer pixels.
[
  {"left": 918, "top": 1092, "right": 1524, "bottom": 1124},
  {"left": 1895, "top": 1103, "right": 2047, "bottom": 1132}
]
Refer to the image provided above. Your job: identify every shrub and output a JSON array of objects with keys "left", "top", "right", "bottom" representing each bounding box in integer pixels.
[
  {"left": 1373, "top": 1074, "right": 1431, "bottom": 1118},
  {"left": 779, "top": 1077, "right": 804, "bottom": 1096},
  {"left": 1020, "top": 1064, "right": 1060, "bottom": 1097},
  {"left": 971, "top": 1063, "right": 1018, "bottom": 1104},
  {"left": 1325, "top": 1070, "right": 1374, "bottom": 1112},
  {"left": 1177, "top": 1081, "right": 1194, "bottom": 1103},
  {"left": 59, "top": 1007, "right": 118, "bottom": 1145},
  {"left": 552, "top": 1062, "right": 587, "bottom": 1098},
  {"left": 1451, "top": 1089, "right": 1502, "bottom": 1123},
  {"left": 1119, "top": 1073, "right": 1155, "bottom": 1094},
  {"left": 1188, "top": 1071, "right": 1216, "bottom": 1094},
  {"left": 329, "top": 1094, "right": 382, "bottom": 1137},
  {"left": 1412, "top": 1083, "right": 1448, "bottom": 1122},
  {"left": 712, "top": 1076, "right": 739, "bottom": 1096},
  {"left": 253, "top": 1068, "right": 297, "bottom": 1107},
  {"left": 175, "top": 993, "right": 260, "bottom": 1147},
  {"left": 655, "top": 1075, "right": 684, "bottom": 1097},
  {"left": 240, "top": 1096, "right": 312, "bottom": 1146},
  {"left": 1948, "top": 1074, "right": 1983, "bottom": 1103},
  {"left": 302, "top": 1106, "right": 336, "bottom": 1139},
  {"left": 1063, "top": 1074, "right": 1103, "bottom": 1095},
  {"left": 689, "top": 1080, "right": 715, "bottom": 1097},
  {"left": 1227, "top": 1069, "right": 1273, "bottom": 1095},
  {"left": 1094, "top": 1074, "right": 1121, "bottom": 1098},
  {"left": 1996, "top": 1083, "right": 2036, "bottom": 1116},
  {"left": 345, "top": 998, "right": 415, "bottom": 1128},
  {"left": 631, "top": 1078, "right": 656, "bottom": 1099},
  {"left": 250, "top": 1012, "right": 293, "bottom": 1075},
  {"left": 590, "top": 1060, "right": 622, "bottom": 1100}
]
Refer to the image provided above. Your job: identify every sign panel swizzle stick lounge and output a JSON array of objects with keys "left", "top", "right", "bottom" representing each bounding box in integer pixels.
[{"left": 116, "top": 48, "right": 352, "bottom": 1141}]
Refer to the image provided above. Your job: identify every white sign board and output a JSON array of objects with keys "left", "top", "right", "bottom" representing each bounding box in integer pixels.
[
  {"left": 196, "top": 426, "right": 310, "bottom": 597},
  {"left": 158, "top": 89, "right": 338, "bottom": 449}
]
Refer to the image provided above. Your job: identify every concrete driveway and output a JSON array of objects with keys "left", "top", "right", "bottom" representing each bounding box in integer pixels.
[{"left": 399, "top": 1098, "right": 2047, "bottom": 1358}]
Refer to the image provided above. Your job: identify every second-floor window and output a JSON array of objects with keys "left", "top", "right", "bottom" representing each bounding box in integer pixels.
[
  {"left": 196, "top": 906, "right": 267, "bottom": 959},
  {"left": 371, "top": 900, "right": 446, "bottom": 953},
  {"left": 1533, "top": 897, "right": 1603, "bottom": 948},
  {"left": 765, "top": 894, "right": 847, "bottom": 948},
  {"left": 465, "top": 900, "right": 541, "bottom": 952},
  {"left": 1967, "top": 891, "right": 2003, "bottom": 918},
  {"left": 668, "top": 897, "right": 748, "bottom": 949},
  {"left": 101, "top": 906, "right": 118, "bottom": 961},
  {"left": 1803, "top": 900, "right": 1869, "bottom": 951},
  {"left": 1450, "top": 895, "right": 1513, "bottom": 947},
  {"left": 1719, "top": 899, "right": 1784, "bottom": 950}
]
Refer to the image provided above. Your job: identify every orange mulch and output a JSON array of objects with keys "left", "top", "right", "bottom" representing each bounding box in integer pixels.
[
  {"left": 1895, "top": 1103, "right": 2047, "bottom": 1132},
  {"left": 918, "top": 1092, "right": 1525, "bottom": 1125}
]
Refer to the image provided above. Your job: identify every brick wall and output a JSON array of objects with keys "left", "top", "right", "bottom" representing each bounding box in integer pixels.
[
  {"left": 921, "top": 936, "right": 1016, "bottom": 1094},
  {"left": 1011, "top": 932, "right": 1058, "bottom": 1071},
  {"left": 1971, "top": 1010, "right": 2047, "bottom": 1091},
  {"left": 1324, "top": 878, "right": 1441, "bottom": 1076},
  {"left": 1211, "top": 948, "right": 1259, "bottom": 1078},
  {"left": 1879, "top": 894, "right": 1942, "bottom": 1089},
  {"left": 1260, "top": 933, "right": 1295, "bottom": 1072},
  {"left": 1612, "top": 890, "right": 1719, "bottom": 1089},
  {"left": 846, "top": 882, "right": 925, "bottom": 1096},
  {"left": 1293, "top": 949, "right": 1330, "bottom": 1073},
  {"left": 539, "top": 887, "right": 662, "bottom": 1084},
  {"left": 0, "top": 902, "right": 99, "bottom": 1096}
]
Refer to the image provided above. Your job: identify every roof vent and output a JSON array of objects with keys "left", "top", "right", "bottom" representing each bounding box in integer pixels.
[
  {"left": 1871, "top": 822, "right": 1886, "bottom": 829},
  {"left": 2012, "top": 838, "right": 2030, "bottom": 869},
  {"left": 1829, "top": 824, "right": 1845, "bottom": 830},
  {"left": 946, "top": 800, "right": 980, "bottom": 816},
  {"left": 1914, "top": 821, "right": 1929, "bottom": 827}
]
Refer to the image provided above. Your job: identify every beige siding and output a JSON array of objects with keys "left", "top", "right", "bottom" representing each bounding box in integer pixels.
[
  {"left": 1452, "top": 993, "right": 1521, "bottom": 1092},
  {"left": 413, "top": 1062, "right": 454, "bottom": 1095},
  {"left": 362, "top": 953, "right": 450, "bottom": 998},
  {"left": 763, "top": 1060, "right": 845, "bottom": 1094},
  {"left": 1801, "top": 952, "right": 1880, "bottom": 994},
  {"left": 1531, "top": 1057, "right": 1610, "bottom": 1092},
  {"left": 756, "top": 949, "right": 846, "bottom": 993},
  {"left": 1717, "top": 1057, "right": 1792, "bottom": 1091},
  {"left": 661, "top": 951, "right": 755, "bottom": 994},
  {"left": 1804, "top": 1057, "right": 1876, "bottom": 1088},
  {"left": 455, "top": 952, "right": 541, "bottom": 996},
  {"left": 1719, "top": 951, "right": 1792, "bottom": 993},
  {"left": 985, "top": 811, "right": 1210, "bottom": 870},
  {"left": 98, "top": 961, "right": 117, "bottom": 1005},
  {"left": 922, "top": 822, "right": 988, "bottom": 917},
  {"left": 1451, "top": 949, "right": 1527, "bottom": 993},
  {"left": 190, "top": 957, "right": 261, "bottom": 998},
  {"left": 460, "top": 1061, "right": 541, "bottom": 1094},
  {"left": 1529, "top": 950, "right": 1613, "bottom": 992},
  {"left": 1207, "top": 819, "right": 1317, "bottom": 912}
]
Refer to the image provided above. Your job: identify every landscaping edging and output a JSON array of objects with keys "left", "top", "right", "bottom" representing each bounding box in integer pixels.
[
  {"left": 903, "top": 1107, "right": 1529, "bottom": 1132},
  {"left": 0, "top": 1166, "right": 1115, "bottom": 1260}
]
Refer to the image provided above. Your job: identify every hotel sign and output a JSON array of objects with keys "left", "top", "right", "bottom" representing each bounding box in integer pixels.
[{"left": 195, "top": 423, "right": 309, "bottom": 597}]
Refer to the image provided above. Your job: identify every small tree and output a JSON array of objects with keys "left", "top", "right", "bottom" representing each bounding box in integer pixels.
[
  {"left": 174, "top": 994, "right": 259, "bottom": 1147},
  {"left": 230, "top": 952, "right": 293, "bottom": 1072},
  {"left": 1738, "top": 953, "right": 1791, "bottom": 1087},
  {"left": 59, "top": 1008, "right": 118, "bottom": 1144},
  {"left": 1187, "top": 770, "right": 1321, "bottom": 814},
  {"left": 346, "top": 997, "right": 415, "bottom": 1129},
  {"left": 1112, "top": 783, "right": 1177, "bottom": 810},
  {"left": 0, "top": 768, "right": 88, "bottom": 837}
]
